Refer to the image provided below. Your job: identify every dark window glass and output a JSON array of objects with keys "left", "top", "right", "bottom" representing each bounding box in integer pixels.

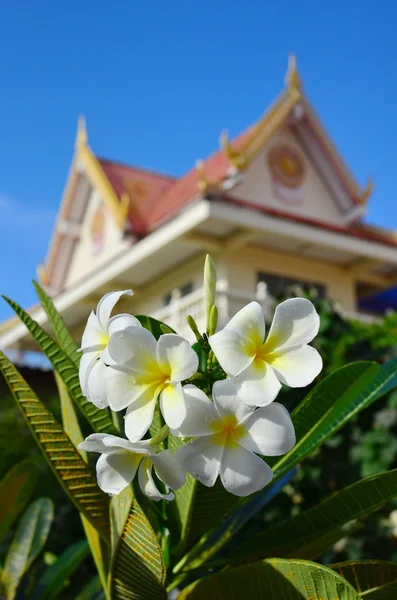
[
  {"left": 257, "top": 272, "right": 326, "bottom": 299},
  {"left": 163, "top": 282, "right": 194, "bottom": 306}
]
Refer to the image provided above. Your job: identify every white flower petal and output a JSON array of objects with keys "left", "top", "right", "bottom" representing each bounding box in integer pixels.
[
  {"left": 138, "top": 458, "right": 174, "bottom": 501},
  {"left": 238, "top": 403, "right": 296, "bottom": 456},
  {"left": 209, "top": 329, "right": 255, "bottom": 377},
  {"left": 96, "top": 451, "right": 141, "bottom": 495},
  {"left": 86, "top": 359, "right": 110, "bottom": 408},
  {"left": 264, "top": 298, "right": 320, "bottom": 352},
  {"left": 212, "top": 378, "right": 255, "bottom": 424},
  {"left": 79, "top": 352, "right": 97, "bottom": 396},
  {"left": 152, "top": 449, "right": 186, "bottom": 490},
  {"left": 101, "top": 436, "right": 152, "bottom": 455},
  {"left": 271, "top": 345, "right": 323, "bottom": 387},
  {"left": 81, "top": 311, "right": 106, "bottom": 350},
  {"left": 159, "top": 382, "right": 187, "bottom": 429},
  {"left": 156, "top": 334, "right": 198, "bottom": 381},
  {"left": 220, "top": 445, "right": 273, "bottom": 496},
  {"left": 78, "top": 434, "right": 109, "bottom": 454},
  {"left": 225, "top": 301, "right": 265, "bottom": 347},
  {"left": 105, "top": 366, "right": 157, "bottom": 412},
  {"left": 108, "top": 313, "right": 141, "bottom": 335},
  {"left": 124, "top": 396, "right": 157, "bottom": 442},
  {"left": 108, "top": 327, "right": 157, "bottom": 367},
  {"left": 171, "top": 384, "right": 218, "bottom": 437},
  {"left": 235, "top": 361, "right": 281, "bottom": 407},
  {"left": 96, "top": 290, "right": 133, "bottom": 330},
  {"left": 176, "top": 437, "right": 223, "bottom": 487}
]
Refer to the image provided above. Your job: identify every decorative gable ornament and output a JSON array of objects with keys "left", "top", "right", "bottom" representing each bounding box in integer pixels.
[{"left": 267, "top": 144, "right": 305, "bottom": 205}]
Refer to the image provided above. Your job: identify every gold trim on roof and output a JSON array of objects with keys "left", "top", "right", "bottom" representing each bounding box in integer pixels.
[
  {"left": 75, "top": 117, "right": 129, "bottom": 229},
  {"left": 36, "top": 264, "right": 49, "bottom": 287},
  {"left": 220, "top": 130, "right": 247, "bottom": 170},
  {"left": 195, "top": 159, "right": 210, "bottom": 191},
  {"left": 285, "top": 53, "right": 302, "bottom": 93},
  {"left": 358, "top": 178, "right": 373, "bottom": 205}
]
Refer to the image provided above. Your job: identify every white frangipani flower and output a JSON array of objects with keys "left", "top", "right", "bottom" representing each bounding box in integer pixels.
[
  {"left": 209, "top": 298, "right": 322, "bottom": 407},
  {"left": 78, "top": 433, "right": 185, "bottom": 499},
  {"left": 79, "top": 290, "right": 141, "bottom": 409},
  {"left": 173, "top": 380, "right": 295, "bottom": 497},
  {"left": 105, "top": 329, "right": 199, "bottom": 441}
]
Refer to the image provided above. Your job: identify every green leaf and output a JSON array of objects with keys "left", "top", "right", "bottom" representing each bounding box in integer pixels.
[
  {"left": 33, "top": 281, "right": 80, "bottom": 368},
  {"left": 135, "top": 315, "right": 175, "bottom": 339},
  {"left": 176, "top": 558, "right": 360, "bottom": 599},
  {"left": 271, "top": 361, "right": 380, "bottom": 480},
  {"left": 0, "top": 351, "right": 110, "bottom": 541},
  {"left": 75, "top": 576, "right": 104, "bottom": 600},
  {"left": 109, "top": 491, "right": 166, "bottom": 599},
  {"left": 55, "top": 372, "right": 109, "bottom": 597},
  {"left": 226, "top": 468, "right": 397, "bottom": 565},
  {"left": 0, "top": 460, "right": 39, "bottom": 543},
  {"left": 331, "top": 560, "right": 397, "bottom": 599},
  {"left": 2, "top": 497, "right": 54, "bottom": 600},
  {"left": 2, "top": 295, "right": 117, "bottom": 435},
  {"left": 31, "top": 540, "right": 90, "bottom": 600}
]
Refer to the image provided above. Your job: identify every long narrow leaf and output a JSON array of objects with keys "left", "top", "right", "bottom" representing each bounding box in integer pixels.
[
  {"left": 175, "top": 469, "right": 297, "bottom": 573},
  {"left": 0, "top": 460, "right": 38, "bottom": 543},
  {"left": 56, "top": 372, "right": 109, "bottom": 597},
  {"left": 176, "top": 558, "right": 360, "bottom": 599},
  {"left": 226, "top": 468, "right": 397, "bottom": 565},
  {"left": 31, "top": 540, "right": 90, "bottom": 600},
  {"left": 0, "top": 351, "right": 110, "bottom": 541},
  {"left": 2, "top": 498, "right": 53, "bottom": 600},
  {"left": 271, "top": 361, "right": 379, "bottom": 479},
  {"left": 75, "top": 576, "right": 105, "bottom": 600},
  {"left": 2, "top": 295, "right": 117, "bottom": 435},
  {"left": 109, "top": 493, "right": 166, "bottom": 600},
  {"left": 331, "top": 560, "right": 397, "bottom": 599},
  {"left": 33, "top": 281, "right": 80, "bottom": 368}
]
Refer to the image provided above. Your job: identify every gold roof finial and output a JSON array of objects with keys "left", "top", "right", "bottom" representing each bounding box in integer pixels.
[
  {"left": 36, "top": 264, "right": 49, "bottom": 287},
  {"left": 119, "top": 192, "right": 130, "bottom": 227},
  {"left": 196, "top": 159, "right": 209, "bottom": 192},
  {"left": 220, "top": 130, "right": 247, "bottom": 170},
  {"left": 285, "top": 54, "right": 302, "bottom": 92},
  {"left": 75, "top": 115, "right": 88, "bottom": 149},
  {"left": 358, "top": 178, "right": 374, "bottom": 205}
]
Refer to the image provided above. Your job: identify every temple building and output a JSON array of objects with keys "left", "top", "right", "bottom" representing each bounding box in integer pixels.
[{"left": 1, "top": 55, "right": 397, "bottom": 354}]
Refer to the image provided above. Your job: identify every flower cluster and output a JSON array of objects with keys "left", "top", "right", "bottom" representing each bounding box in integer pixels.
[{"left": 78, "top": 266, "right": 322, "bottom": 500}]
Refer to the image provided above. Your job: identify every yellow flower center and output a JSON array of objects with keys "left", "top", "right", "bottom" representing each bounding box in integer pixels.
[{"left": 210, "top": 415, "right": 246, "bottom": 448}]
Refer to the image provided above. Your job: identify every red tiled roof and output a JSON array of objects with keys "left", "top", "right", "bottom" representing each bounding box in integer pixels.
[
  {"left": 146, "top": 125, "right": 256, "bottom": 228},
  {"left": 98, "top": 158, "right": 176, "bottom": 234}
]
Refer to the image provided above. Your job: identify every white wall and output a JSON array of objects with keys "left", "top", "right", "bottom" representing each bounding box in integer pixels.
[{"left": 231, "top": 127, "right": 345, "bottom": 226}]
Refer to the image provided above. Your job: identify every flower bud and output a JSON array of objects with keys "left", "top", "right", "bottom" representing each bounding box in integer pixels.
[{"left": 204, "top": 254, "right": 217, "bottom": 332}]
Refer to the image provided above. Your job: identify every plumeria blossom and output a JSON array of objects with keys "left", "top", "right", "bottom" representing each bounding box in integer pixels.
[
  {"left": 173, "top": 380, "right": 295, "bottom": 497},
  {"left": 105, "top": 329, "right": 199, "bottom": 441},
  {"left": 209, "top": 298, "right": 322, "bottom": 407},
  {"left": 78, "top": 290, "right": 141, "bottom": 409},
  {"left": 78, "top": 433, "right": 185, "bottom": 499}
]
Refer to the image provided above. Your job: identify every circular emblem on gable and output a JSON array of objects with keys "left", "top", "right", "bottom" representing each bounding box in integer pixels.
[
  {"left": 267, "top": 145, "right": 305, "bottom": 188},
  {"left": 267, "top": 145, "right": 305, "bottom": 205}
]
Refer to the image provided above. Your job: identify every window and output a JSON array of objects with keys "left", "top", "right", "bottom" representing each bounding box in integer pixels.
[
  {"left": 163, "top": 282, "right": 194, "bottom": 306},
  {"left": 257, "top": 272, "right": 325, "bottom": 300}
]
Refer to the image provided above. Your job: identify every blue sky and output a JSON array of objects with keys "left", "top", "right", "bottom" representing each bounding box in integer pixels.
[{"left": 0, "top": 0, "right": 396, "bottom": 322}]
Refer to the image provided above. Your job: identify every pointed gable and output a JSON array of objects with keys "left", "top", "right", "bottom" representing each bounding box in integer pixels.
[{"left": 146, "top": 56, "right": 371, "bottom": 231}]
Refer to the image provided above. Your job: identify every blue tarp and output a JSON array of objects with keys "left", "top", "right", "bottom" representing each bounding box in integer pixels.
[{"left": 358, "top": 286, "right": 397, "bottom": 314}]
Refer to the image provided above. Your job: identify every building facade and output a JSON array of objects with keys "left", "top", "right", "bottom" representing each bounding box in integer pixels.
[{"left": 2, "top": 56, "right": 397, "bottom": 353}]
